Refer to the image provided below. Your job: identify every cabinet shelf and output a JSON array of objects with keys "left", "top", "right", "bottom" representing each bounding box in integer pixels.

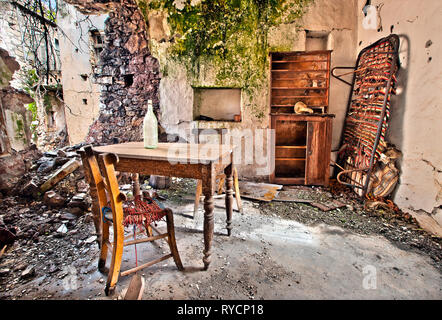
[{"left": 270, "top": 51, "right": 332, "bottom": 186}]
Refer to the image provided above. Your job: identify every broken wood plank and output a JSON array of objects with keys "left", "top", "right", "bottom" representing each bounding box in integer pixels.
[
  {"left": 310, "top": 199, "right": 347, "bottom": 212},
  {"left": 40, "top": 158, "right": 80, "bottom": 193},
  {"left": 238, "top": 181, "right": 283, "bottom": 202},
  {"left": 310, "top": 202, "right": 332, "bottom": 211},
  {"left": 273, "top": 198, "right": 314, "bottom": 203},
  {"left": 124, "top": 273, "right": 145, "bottom": 300}
]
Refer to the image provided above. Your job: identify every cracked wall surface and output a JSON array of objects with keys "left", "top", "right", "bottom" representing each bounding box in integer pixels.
[
  {"left": 57, "top": 1, "right": 107, "bottom": 144},
  {"left": 358, "top": 0, "right": 442, "bottom": 236}
]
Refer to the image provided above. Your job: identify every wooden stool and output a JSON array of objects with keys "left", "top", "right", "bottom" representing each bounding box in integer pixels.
[
  {"left": 194, "top": 167, "right": 243, "bottom": 216},
  {"left": 79, "top": 146, "right": 183, "bottom": 296}
]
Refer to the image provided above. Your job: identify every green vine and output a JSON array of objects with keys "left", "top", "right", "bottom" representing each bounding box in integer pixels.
[
  {"left": 144, "top": 0, "right": 311, "bottom": 94},
  {"left": 23, "top": 68, "right": 39, "bottom": 141}
]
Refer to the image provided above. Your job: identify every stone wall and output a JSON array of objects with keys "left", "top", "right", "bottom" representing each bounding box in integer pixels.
[
  {"left": 357, "top": 0, "right": 442, "bottom": 236},
  {"left": 83, "top": 0, "right": 162, "bottom": 144}
]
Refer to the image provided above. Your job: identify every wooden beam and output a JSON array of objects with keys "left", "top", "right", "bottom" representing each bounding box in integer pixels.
[{"left": 40, "top": 158, "right": 80, "bottom": 193}]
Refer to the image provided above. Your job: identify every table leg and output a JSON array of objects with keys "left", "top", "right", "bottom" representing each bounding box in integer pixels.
[
  {"left": 202, "top": 167, "right": 214, "bottom": 270},
  {"left": 224, "top": 164, "right": 233, "bottom": 236},
  {"left": 202, "top": 192, "right": 214, "bottom": 270},
  {"left": 132, "top": 173, "right": 141, "bottom": 197}
]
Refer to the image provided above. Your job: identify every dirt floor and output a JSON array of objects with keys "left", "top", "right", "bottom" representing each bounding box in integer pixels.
[{"left": 0, "top": 178, "right": 441, "bottom": 300}]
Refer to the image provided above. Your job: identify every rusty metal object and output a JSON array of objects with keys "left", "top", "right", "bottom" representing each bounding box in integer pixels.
[{"left": 334, "top": 34, "right": 400, "bottom": 198}]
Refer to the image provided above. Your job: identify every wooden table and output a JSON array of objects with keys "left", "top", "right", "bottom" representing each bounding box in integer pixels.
[{"left": 93, "top": 142, "right": 235, "bottom": 270}]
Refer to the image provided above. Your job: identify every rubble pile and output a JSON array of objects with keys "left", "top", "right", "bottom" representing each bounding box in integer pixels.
[{"left": 0, "top": 143, "right": 99, "bottom": 297}]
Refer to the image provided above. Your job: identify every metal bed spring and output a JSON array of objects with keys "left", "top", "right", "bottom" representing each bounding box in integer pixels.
[{"left": 332, "top": 34, "right": 400, "bottom": 198}]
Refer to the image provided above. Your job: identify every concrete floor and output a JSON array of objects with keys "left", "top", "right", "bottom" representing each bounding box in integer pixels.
[{"left": 14, "top": 198, "right": 442, "bottom": 300}]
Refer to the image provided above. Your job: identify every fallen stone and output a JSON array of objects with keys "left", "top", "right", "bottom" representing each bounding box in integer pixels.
[
  {"left": 65, "top": 152, "right": 78, "bottom": 158},
  {"left": 43, "top": 191, "right": 66, "bottom": 208},
  {"left": 54, "top": 157, "right": 70, "bottom": 166},
  {"left": 20, "top": 180, "right": 40, "bottom": 198},
  {"left": 43, "top": 151, "right": 58, "bottom": 157},
  {"left": 84, "top": 235, "right": 97, "bottom": 244},
  {"left": 57, "top": 224, "right": 68, "bottom": 234},
  {"left": 68, "top": 193, "right": 89, "bottom": 210},
  {"left": 60, "top": 212, "right": 78, "bottom": 220},
  {"left": 37, "top": 159, "right": 56, "bottom": 173},
  {"left": 0, "top": 268, "right": 11, "bottom": 276},
  {"left": 21, "top": 266, "right": 35, "bottom": 279},
  {"left": 76, "top": 180, "right": 89, "bottom": 193},
  {"left": 57, "top": 149, "right": 67, "bottom": 158},
  {"left": 67, "top": 207, "right": 84, "bottom": 216},
  {"left": 14, "top": 262, "right": 27, "bottom": 272}
]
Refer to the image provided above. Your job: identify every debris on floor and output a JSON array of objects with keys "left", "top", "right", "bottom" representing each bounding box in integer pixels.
[
  {"left": 0, "top": 155, "right": 440, "bottom": 300},
  {"left": 238, "top": 181, "right": 283, "bottom": 202}
]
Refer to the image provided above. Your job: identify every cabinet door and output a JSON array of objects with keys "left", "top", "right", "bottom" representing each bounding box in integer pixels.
[{"left": 305, "top": 120, "right": 332, "bottom": 186}]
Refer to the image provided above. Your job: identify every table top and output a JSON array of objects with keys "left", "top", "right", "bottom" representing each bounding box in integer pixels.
[{"left": 93, "top": 142, "right": 234, "bottom": 163}]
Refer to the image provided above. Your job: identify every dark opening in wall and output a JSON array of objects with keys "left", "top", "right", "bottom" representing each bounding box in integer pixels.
[
  {"left": 82, "top": 99, "right": 88, "bottom": 105},
  {"left": 80, "top": 74, "right": 88, "bottom": 81},
  {"left": 47, "top": 111, "right": 55, "bottom": 128},
  {"left": 305, "top": 30, "right": 330, "bottom": 51},
  {"left": 193, "top": 88, "right": 242, "bottom": 121},
  {"left": 90, "top": 30, "right": 104, "bottom": 63},
  {"left": 124, "top": 74, "right": 134, "bottom": 87}
]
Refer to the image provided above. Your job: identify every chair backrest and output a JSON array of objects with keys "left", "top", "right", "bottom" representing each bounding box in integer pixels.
[
  {"left": 97, "top": 152, "right": 127, "bottom": 226},
  {"left": 78, "top": 146, "right": 109, "bottom": 211},
  {"left": 79, "top": 145, "right": 126, "bottom": 225}
]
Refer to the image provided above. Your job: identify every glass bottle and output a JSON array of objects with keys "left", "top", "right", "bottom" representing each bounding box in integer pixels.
[{"left": 143, "top": 99, "right": 158, "bottom": 149}]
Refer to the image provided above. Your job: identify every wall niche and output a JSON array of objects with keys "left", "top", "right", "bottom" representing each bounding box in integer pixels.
[{"left": 193, "top": 88, "right": 242, "bottom": 122}]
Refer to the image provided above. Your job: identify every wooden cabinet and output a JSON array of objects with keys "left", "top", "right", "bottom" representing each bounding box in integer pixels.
[
  {"left": 269, "top": 50, "right": 334, "bottom": 186},
  {"left": 270, "top": 50, "right": 332, "bottom": 114},
  {"left": 270, "top": 114, "right": 334, "bottom": 186}
]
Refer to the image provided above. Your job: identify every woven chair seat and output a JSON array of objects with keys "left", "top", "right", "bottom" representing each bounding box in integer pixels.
[{"left": 102, "top": 195, "right": 167, "bottom": 227}]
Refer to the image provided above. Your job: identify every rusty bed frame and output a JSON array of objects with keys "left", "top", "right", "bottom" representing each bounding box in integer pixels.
[{"left": 332, "top": 34, "right": 400, "bottom": 198}]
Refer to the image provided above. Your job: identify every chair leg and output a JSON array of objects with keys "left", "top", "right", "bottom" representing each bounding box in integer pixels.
[
  {"left": 98, "top": 221, "right": 110, "bottom": 272},
  {"left": 165, "top": 209, "right": 184, "bottom": 271},
  {"left": 233, "top": 168, "right": 243, "bottom": 213},
  {"left": 144, "top": 222, "right": 153, "bottom": 237},
  {"left": 105, "top": 219, "right": 125, "bottom": 296},
  {"left": 193, "top": 179, "right": 202, "bottom": 217}
]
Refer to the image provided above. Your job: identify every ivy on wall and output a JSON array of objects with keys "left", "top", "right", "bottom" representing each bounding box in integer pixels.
[{"left": 139, "top": 0, "right": 312, "bottom": 119}]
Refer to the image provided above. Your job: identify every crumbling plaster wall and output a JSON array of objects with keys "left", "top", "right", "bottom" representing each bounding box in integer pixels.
[
  {"left": 357, "top": 0, "right": 442, "bottom": 235},
  {"left": 57, "top": 1, "right": 107, "bottom": 144},
  {"left": 148, "top": 0, "right": 358, "bottom": 178},
  {"left": 0, "top": 1, "right": 28, "bottom": 90}
]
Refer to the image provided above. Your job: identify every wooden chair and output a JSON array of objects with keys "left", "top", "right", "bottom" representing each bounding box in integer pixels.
[
  {"left": 194, "top": 168, "right": 243, "bottom": 216},
  {"left": 79, "top": 146, "right": 183, "bottom": 296}
]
